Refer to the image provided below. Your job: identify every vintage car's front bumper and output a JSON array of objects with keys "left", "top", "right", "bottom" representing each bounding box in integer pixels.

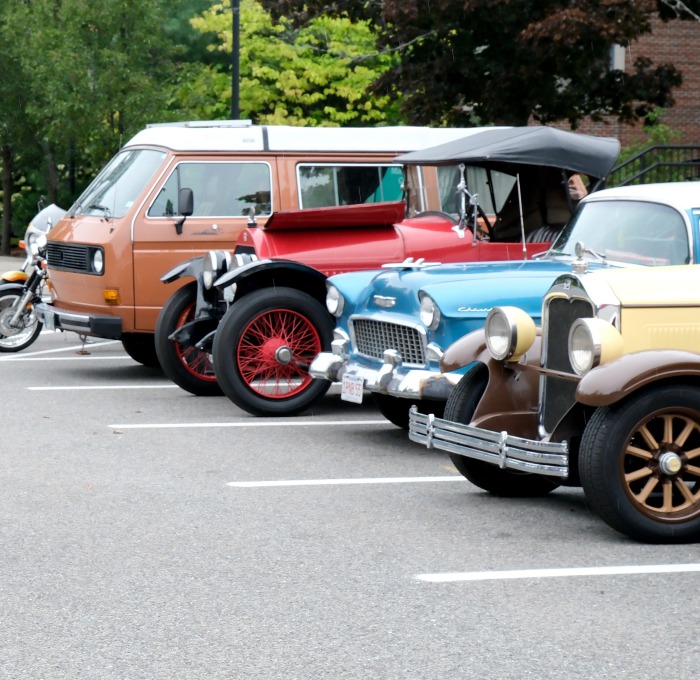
[
  {"left": 408, "top": 408, "right": 570, "bottom": 478},
  {"left": 309, "top": 349, "right": 461, "bottom": 400},
  {"left": 35, "top": 302, "right": 122, "bottom": 339}
]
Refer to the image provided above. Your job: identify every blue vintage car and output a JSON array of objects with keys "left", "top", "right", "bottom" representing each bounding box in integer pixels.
[{"left": 309, "top": 182, "right": 695, "bottom": 427}]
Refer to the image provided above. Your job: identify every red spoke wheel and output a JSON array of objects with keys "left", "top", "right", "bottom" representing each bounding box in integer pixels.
[
  {"left": 213, "top": 287, "right": 333, "bottom": 416},
  {"left": 155, "top": 282, "right": 223, "bottom": 396},
  {"left": 580, "top": 384, "right": 700, "bottom": 543}
]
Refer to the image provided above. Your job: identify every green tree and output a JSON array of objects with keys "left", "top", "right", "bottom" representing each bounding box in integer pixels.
[
  {"left": 265, "top": 0, "right": 687, "bottom": 128},
  {"left": 0, "top": 0, "right": 184, "bottom": 252},
  {"left": 180, "top": 0, "right": 401, "bottom": 126}
]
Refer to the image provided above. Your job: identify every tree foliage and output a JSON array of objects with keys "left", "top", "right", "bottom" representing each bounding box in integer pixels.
[
  {"left": 0, "top": 0, "right": 696, "bottom": 254},
  {"left": 180, "top": 0, "right": 400, "bottom": 126},
  {"left": 263, "top": 0, "right": 686, "bottom": 127},
  {"left": 0, "top": 0, "right": 181, "bottom": 251}
]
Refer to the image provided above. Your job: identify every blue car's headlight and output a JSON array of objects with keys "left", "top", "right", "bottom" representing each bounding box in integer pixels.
[
  {"left": 419, "top": 293, "right": 441, "bottom": 330},
  {"left": 326, "top": 285, "right": 345, "bottom": 317}
]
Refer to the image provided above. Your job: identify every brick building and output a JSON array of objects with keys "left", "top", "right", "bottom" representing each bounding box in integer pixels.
[{"left": 574, "top": 15, "right": 700, "bottom": 148}]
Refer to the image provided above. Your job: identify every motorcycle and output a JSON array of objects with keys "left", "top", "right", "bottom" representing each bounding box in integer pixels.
[{"left": 0, "top": 202, "right": 65, "bottom": 352}]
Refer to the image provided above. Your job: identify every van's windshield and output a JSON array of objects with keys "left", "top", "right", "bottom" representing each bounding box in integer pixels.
[{"left": 70, "top": 148, "right": 167, "bottom": 219}]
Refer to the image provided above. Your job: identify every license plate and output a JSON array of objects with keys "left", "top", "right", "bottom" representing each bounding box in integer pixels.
[
  {"left": 341, "top": 373, "right": 364, "bottom": 404},
  {"left": 43, "top": 309, "right": 55, "bottom": 331}
]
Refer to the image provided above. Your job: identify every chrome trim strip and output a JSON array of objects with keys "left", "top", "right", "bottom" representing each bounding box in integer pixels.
[{"left": 408, "top": 408, "right": 569, "bottom": 478}]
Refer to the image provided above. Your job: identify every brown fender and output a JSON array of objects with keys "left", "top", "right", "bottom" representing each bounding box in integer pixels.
[
  {"left": 472, "top": 334, "right": 543, "bottom": 426},
  {"left": 440, "top": 328, "right": 489, "bottom": 373},
  {"left": 576, "top": 349, "right": 700, "bottom": 408},
  {"left": 443, "top": 329, "right": 544, "bottom": 440}
]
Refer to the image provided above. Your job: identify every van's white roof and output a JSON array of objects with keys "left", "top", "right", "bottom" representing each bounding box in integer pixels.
[{"left": 124, "top": 120, "right": 502, "bottom": 154}]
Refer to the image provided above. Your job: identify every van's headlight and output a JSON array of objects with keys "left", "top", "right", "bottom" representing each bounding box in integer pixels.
[
  {"left": 485, "top": 306, "right": 536, "bottom": 361},
  {"left": 568, "top": 318, "right": 623, "bottom": 375},
  {"left": 92, "top": 249, "right": 104, "bottom": 274},
  {"left": 326, "top": 285, "right": 344, "bottom": 317},
  {"left": 202, "top": 250, "right": 231, "bottom": 290},
  {"left": 419, "top": 293, "right": 441, "bottom": 330}
]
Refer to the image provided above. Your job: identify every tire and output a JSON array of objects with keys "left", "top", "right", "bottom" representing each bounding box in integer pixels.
[
  {"left": 445, "top": 363, "right": 560, "bottom": 497},
  {"left": 155, "top": 283, "right": 223, "bottom": 396},
  {"left": 121, "top": 332, "right": 161, "bottom": 368},
  {"left": 212, "top": 287, "right": 334, "bottom": 416},
  {"left": 373, "top": 394, "right": 445, "bottom": 430},
  {"left": 579, "top": 385, "right": 700, "bottom": 543},
  {"left": 0, "top": 285, "right": 42, "bottom": 352}
]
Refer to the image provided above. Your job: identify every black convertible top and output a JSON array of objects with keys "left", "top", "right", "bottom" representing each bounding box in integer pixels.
[{"left": 395, "top": 126, "right": 621, "bottom": 181}]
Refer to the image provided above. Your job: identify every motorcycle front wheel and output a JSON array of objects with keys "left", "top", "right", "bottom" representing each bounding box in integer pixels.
[{"left": 0, "top": 284, "right": 42, "bottom": 352}]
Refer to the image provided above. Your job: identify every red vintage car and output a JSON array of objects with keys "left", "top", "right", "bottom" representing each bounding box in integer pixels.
[{"left": 155, "top": 127, "right": 620, "bottom": 417}]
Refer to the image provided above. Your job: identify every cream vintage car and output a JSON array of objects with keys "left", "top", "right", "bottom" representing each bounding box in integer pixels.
[{"left": 409, "top": 258, "right": 700, "bottom": 543}]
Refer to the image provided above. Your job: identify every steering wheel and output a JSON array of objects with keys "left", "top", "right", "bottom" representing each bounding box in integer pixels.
[{"left": 467, "top": 204, "right": 493, "bottom": 239}]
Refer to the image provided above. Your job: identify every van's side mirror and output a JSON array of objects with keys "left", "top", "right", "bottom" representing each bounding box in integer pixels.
[{"left": 174, "top": 187, "right": 194, "bottom": 235}]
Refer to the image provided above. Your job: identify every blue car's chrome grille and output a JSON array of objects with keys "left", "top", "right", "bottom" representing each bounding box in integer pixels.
[{"left": 351, "top": 318, "right": 426, "bottom": 366}]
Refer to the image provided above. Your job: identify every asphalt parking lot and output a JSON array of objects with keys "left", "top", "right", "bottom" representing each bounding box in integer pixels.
[{"left": 1, "top": 325, "right": 699, "bottom": 679}]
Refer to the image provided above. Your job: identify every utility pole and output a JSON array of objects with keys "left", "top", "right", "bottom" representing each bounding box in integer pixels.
[{"left": 231, "top": 0, "right": 240, "bottom": 119}]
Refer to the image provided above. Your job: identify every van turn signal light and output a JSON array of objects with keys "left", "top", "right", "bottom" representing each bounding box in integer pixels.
[{"left": 103, "top": 289, "right": 120, "bottom": 305}]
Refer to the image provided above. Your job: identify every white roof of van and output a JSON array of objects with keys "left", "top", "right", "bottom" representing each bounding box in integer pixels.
[{"left": 124, "top": 120, "right": 504, "bottom": 154}]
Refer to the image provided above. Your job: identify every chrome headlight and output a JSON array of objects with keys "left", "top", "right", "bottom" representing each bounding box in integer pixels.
[
  {"left": 326, "top": 285, "right": 345, "bottom": 317},
  {"left": 30, "top": 234, "right": 47, "bottom": 257},
  {"left": 419, "top": 293, "right": 441, "bottom": 330},
  {"left": 26, "top": 232, "right": 38, "bottom": 253},
  {"left": 568, "top": 318, "right": 623, "bottom": 376},
  {"left": 202, "top": 250, "right": 230, "bottom": 290},
  {"left": 92, "top": 248, "right": 104, "bottom": 274},
  {"left": 485, "top": 306, "right": 536, "bottom": 361}
]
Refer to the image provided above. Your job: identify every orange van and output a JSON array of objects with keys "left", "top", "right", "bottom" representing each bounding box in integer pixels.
[{"left": 36, "top": 120, "right": 481, "bottom": 364}]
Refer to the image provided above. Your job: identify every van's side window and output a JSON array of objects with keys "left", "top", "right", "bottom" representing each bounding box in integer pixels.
[
  {"left": 148, "top": 162, "right": 272, "bottom": 218},
  {"left": 297, "top": 164, "right": 403, "bottom": 208}
]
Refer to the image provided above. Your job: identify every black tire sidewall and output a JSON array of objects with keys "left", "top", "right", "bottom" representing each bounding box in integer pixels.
[
  {"left": 155, "top": 282, "right": 223, "bottom": 396},
  {"left": 373, "top": 394, "right": 445, "bottom": 430},
  {"left": 213, "top": 287, "right": 333, "bottom": 416},
  {"left": 121, "top": 332, "right": 160, "bottom": 368},
  {"left": 445, "top": 363, "right": 559, "bottom": 497}
]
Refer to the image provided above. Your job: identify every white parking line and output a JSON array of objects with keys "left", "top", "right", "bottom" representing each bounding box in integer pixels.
[
  {"left": 2, "top": 355, "right": 133, "bottom": 362},
  {"left": 29, "top": 385, "right": 178, "bottom": 391},
  {"left": 227, "top": 476, "right": 462, "bottom": 487},
  {"left": 415, "top": 563, "right": 700, "bottom": 582},
  {"left": 0, "top": 339, "right": 123, "bottom": 360},
  {"left": 109, "top": 419, "right": 389, "bottom": 429}
]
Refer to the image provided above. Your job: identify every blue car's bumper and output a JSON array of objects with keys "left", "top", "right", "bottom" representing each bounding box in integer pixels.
[{"left": 309, "top": 340, "right": 461, "bottom": 401}]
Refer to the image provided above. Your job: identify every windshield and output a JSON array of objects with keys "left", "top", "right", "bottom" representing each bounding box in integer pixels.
[
  {"left": 70, "top": 148, "right": 167, "bottom": 219},
  {"left": 549, "top": 199, "right": 690, "bottom": 266},
  {"left": 437, "top": 165, "right": 516, "bottom": 215}
]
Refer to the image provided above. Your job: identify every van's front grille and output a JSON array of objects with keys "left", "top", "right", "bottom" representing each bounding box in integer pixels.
[
  {"left": 47, "top": 243, "right": 90, "bottom": 273},
  {"left": 351, "top": 318, "right": 426, "bottom": 366}
]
